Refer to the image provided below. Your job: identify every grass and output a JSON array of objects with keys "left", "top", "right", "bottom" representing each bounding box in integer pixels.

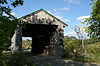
[
  {"left": 84, "top": 42, "right": 100, "bottom": 63},
  {"left": 85, "top": 53, "right": 100, "bottom": 63},
  {"left": 64, "top": 41, "right": 100, "bottom": 63}
]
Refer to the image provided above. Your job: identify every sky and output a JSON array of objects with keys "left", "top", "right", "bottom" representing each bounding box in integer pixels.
[{"left": 11, "top": 0, "right": 92, "bottom": 40}]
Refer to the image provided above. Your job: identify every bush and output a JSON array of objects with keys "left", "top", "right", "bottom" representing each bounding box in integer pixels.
[
  {"left": 0, "top": 52, "right": 33, "bottom": 66},
  {"left": 64, "top": 40, "right": 84, "bottom": 60},
  {"left": 64, "top": 39, "right": 100, "bottom": 63},
  {"left": 85, "top": 43, "right": 100, "bottom": 54}
]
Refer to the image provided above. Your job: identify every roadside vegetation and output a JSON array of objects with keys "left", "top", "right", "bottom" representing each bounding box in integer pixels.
[
  {"left": 64, "top": 0, "right": 100, "bottom": 63},
  {"left": 0, "top": 52, "right": 34, "bottom": 66},
  {"left": 64, "top": 36, "right": 100, "bottom": 63}
]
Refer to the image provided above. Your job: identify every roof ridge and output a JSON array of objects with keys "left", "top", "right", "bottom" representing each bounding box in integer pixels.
[{"left": 20, "top": 9, "right": 68, "bottom": 26}]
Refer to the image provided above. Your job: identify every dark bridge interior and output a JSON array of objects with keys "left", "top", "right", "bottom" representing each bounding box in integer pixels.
[{"left": 22, "top": 24, "right": 58, "bottom": 54}]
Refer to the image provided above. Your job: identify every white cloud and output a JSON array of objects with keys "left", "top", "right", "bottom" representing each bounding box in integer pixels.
[
  {"left": 54, "top": 12, "right": 61, "bottom": 15},
  {"left": 54, "top": 7, "right": 69, "bottom": 11},
  {"left": 64, "top": 0, "right": 80, "bottom": 4},
  {"left": 56, "top": 16, "right": 70, "bottom": 22},
  {"left": 64, "top": 31, "right": 78, "bottom": 37},
  {"left": 10, "top": 12, "right": 16, "bottom": 16},
  {"left": 76, "top": 15, "right": 90, "bottom": 21}
]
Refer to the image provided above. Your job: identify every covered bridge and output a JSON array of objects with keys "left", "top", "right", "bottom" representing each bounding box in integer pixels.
[{"left": 10, "top": 9, "right": 68, "bottom": 57}]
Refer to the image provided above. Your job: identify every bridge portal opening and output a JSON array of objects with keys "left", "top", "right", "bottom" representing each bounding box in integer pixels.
[
  {"left": 22, "top": 37, "right": 32, "bottom": 53},
  {"left": 22, "top": 24, "right": 58, "bottom": 54}
]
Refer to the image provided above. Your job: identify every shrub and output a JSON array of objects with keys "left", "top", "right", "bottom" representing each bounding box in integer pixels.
[
  {"left": 0, "top": 52, "right": 33, "bottom": 66},
  {"left": 64, "top": 40, "right": 100, "bottom": 63},
  {"left": 64, "top": 40, "right": 83, "bottom": 59}
]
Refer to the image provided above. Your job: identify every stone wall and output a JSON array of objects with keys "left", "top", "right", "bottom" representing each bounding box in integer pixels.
[
  {"left": 11, "top": 10, "right": 66, "bottom": 57},
  {"left": 49, "top": 28, "right": 64, "bottom": 57}
]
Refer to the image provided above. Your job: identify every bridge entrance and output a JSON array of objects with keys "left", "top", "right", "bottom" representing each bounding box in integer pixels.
[{"left": 22, "top": 24, "right": 58, "bottom": 54}]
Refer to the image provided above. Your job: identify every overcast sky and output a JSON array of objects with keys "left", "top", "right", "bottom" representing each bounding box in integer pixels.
[{"left": 11, "top": 0, "right": 92, "bottom": 40}]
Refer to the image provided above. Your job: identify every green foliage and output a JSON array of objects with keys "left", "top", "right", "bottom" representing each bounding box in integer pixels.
[
  {"left": 0, "top": 52, "right": 34, "bottom": 66},
  {"left": 22, "top": 40, "right": 32, "bottom": 49},
  {"left": 64, "top": 36, "right": 82, "bottom": 59},
  {"left": 84, "top": 0, "right": 100, "bottom": 39},
  {"left": 0, "top": 17, "right": 18, "bottom": 50},
  {"left": 85, "top": 42, "right": 100, "bottom": 54},
  {"left": 64, "top": 36, "right": 77, "bottom": 44},
  {"left": 64, "top": 40, "right": 83, "bottom": 60},
  {"left": 0, "top": 0, "right": 24, "bottom": 50},
  {"left": 83, "top": 42, "right": 100, "bottom": 62},
  {"left": 64, "top": 35, "right": 100, "bottom": 63}
]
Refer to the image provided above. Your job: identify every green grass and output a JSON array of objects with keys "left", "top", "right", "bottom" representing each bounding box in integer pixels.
[
  {"left": 64, "top": 41, "right": 100, "bottom": 63},
  {"left": 85, "top": 42, "right": 100, "bottom": 54},
  {"left": 84, "top": 42, "right": 100, "bottom": 63}
]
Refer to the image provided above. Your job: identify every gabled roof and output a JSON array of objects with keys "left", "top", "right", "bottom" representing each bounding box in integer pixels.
[{"left": 20, "top": 9, "right": 68, "bottom": 26}]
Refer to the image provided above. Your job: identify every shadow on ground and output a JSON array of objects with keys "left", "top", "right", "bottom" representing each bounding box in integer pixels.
[{"left": 28, "top": 55, "right": 100, "bottom": 66}]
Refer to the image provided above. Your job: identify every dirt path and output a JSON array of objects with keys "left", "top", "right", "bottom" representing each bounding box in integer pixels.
[{"left": 28, "top": 55, "right": 100, "bottom": 66}]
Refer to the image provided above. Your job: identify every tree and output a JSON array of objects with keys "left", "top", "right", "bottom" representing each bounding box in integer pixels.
[
  {"left": 84, "top": 0, "right": 100, "bottom": 39},
  {"left": 0, "top": 0, "right": 24, "bottom": 50},
  {"left": 74, "top": 25, "right": 87, "bottom": 55},
  {"left": 64, "top": 35, "right": 77, "bottom": 45}
]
